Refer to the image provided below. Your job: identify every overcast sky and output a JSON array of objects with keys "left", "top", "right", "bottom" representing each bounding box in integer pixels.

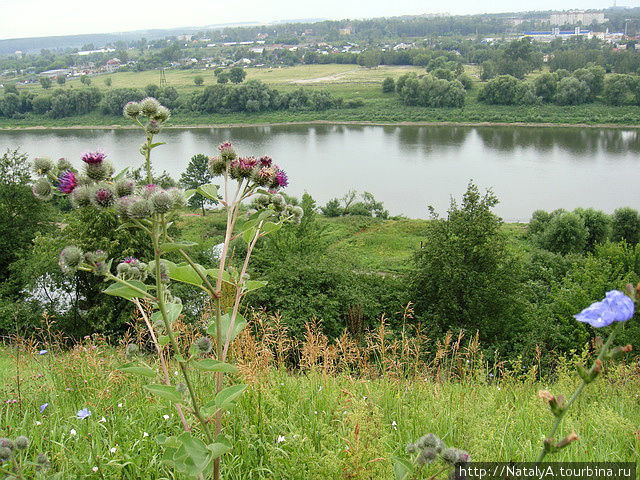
[{"left": 1, "top": 0, "right": 638, "bottom": 40}]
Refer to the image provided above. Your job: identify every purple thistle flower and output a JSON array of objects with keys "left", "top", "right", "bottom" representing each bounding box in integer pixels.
[
  {"left": 76, "top": 408, "right": 92, "bottom": 419},
  {"left": 40, "top": 403, "right": 49, "bottom": 413},
  {"left": 258, "top": 156, "right": 272, "bottom": 167},
  {"left": 123, "top": 257, "right": 138, "bottom": 264},
  {"left": 81, "top": 151, "right": 106, "bottom": 165},
  {"left": 94, "top": 188, "right": 115, "bottom": 207},
  {"left": 218, "top": 141, "right": 233, "bottom": 151},
  {"left": 275, "top": 169, "right": 288, "bottom": 188},
  {"left": 574, "top": 290, "right": 635, "bottom": 328},
  {"left": 57, "top": 170, "right": 77, "bottom": 194}
]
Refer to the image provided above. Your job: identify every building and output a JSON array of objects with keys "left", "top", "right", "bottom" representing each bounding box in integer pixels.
[
  {"left": 550, "top": 11, "right": 605, "bottom": 26},
  {"left": 523, "top": 27, "right": 591, "bottom": 42}
]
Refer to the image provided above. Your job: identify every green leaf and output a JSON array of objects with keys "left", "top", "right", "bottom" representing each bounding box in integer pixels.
[
  {"left": 392, "top": 457, "right": 414, "bottom": 480},
  {"left": 184, "top": 189, "right": 196, "bottom": 201},
  {"left": 242, "top": 227, "right": 257, "bottom": 244},
  {"left": 151, "top": 302, "right": 183, "bottom": 326},
  {"left": 143, "top": 384, "right": 183, "bottom": 403},
  {"left": 167, "top": 263, "right": 205, "bottom": 286},
  {"left": 207, "top": 442, "right": 232, "bottom": 459},
  {"left": 261, "top": 221, "right": 281, "bottom": 235},
  {"left": 193, "top": 359, "right": 238, "bottom": 373},
  {"left": 207, "top": 310, "right": 247, "bottom": 344},
  {"left": 149, "top": 142, "right": 166, "bottom": 149},
  {"left": 118, "top": 362, "right": 156, "bottom": 378},
  {"left": 113, "top": 167, "right": 130, "bottom": 181},
  {"left": 103, "top": 280, "right": 148, "bottom": 300},
  {"left": 196, "top": 184, "right": 219, "bottom": 202},
  {"left": 215, "top": 384, "right": 247, "bottom": 409},
  {"left": 160, "top": 241, "right": 198, "bottom": 253},
  {"left": 205, "top": 268, "right": 232, "bottom": 284},
  {"left": 158, "top": 335, "right": 170, "bottom": 347},
  {"left": 244, "top": 280, "right": 267, "bottom": 293}
]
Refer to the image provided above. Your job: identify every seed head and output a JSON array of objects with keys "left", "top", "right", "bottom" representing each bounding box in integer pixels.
[
  {"left": 0, "top": 446, "right": 11, "bottom": 460},
  {"left": 150, "top": 190, "right": 173, "bottom": 214},
  {"left": 57, "top": 157, "right": 73, "bottom": 171},
  {"left": 208, "top": 156, "right": 227, "bottom": 176},
  {"left": 195, "top": 337, "right": 212, "bottom": 354},
  {"left": 0, "top": 438, "right": 14, "bottom": 449},
  {"left": 115, "top": 179, "right": 136, "bottom": 197},
  {"left": 32, "top": 178, "right": 53, "bottom": 200},
  {"left": 153, "top": 105, "right": 171, "bottom": 123},
  {"left": 140, "top": 97, "right": 160, "bottom": 116},
  {"left": 59, "top": 246, "right": 84, "bottom": 274}
]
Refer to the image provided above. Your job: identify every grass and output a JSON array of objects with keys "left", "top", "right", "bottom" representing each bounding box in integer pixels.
[
  {"left": 0, "top": 340, "right": 638, "bottom": 479},
  {"left": 3, "top": 64, "right": 640, "bottom": 128}
]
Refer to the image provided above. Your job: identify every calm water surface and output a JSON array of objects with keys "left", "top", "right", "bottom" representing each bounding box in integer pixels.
[{"left": 1, "top": 124, "right": 639, "bottom": 221}]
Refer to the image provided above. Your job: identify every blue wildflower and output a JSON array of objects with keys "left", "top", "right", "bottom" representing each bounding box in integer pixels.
[
  {"left": 39, "top": 350, "right": 48, "bottom": 355},
  {"left": 76, "top": 408, "right": 92, "bottom": 419},
  {"left": 40, "top": 403, "right": 49, "bottom": 413},
  {"left": 574, "top": 290, "right": 635, "bottom": 328}
]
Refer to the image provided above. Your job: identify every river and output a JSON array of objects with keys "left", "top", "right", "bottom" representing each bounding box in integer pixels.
[{"left": 2, "top": 124, "right": 639, "bottom": 221}]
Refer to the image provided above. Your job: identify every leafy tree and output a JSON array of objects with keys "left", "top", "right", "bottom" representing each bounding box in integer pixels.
[
  {"left": 100, "top": 88, "right": 145, "bottom": 115},
  {"left": 80, "top": 75, "right": 91, "bottom": 86},
  {"left": 382, "top": 77, "right": 395, "bottom": 93},
  {"left": 228, "top": 67, "right": 246, "bottom": 84},
  {"left": 104, "top": 77, "right": 112, "bottom": 87},
  {"left": 574, "top": 208, "right": 612, "bottom": 252},
  {"left": 555, "top": 77, "right": 589, "bottom": 105},
  {"left": 478, "top": 75, "right": 520, "bottom": 105},
  {"left": 4, "top": 84, "right": 18, "bottom": 95},
  {"left": 180, "top": 154, "right": 215, "bottom": 215},
  {"left": 603, "top": 74, "right": 632, "bottom": 105},
  {"left": 539, "top": 211, "right": 588, "bottom": 255},
  {"left": 612, "top": 207, "right": 640, "bottom": 245},
  {"left": 534, "top": 72, "right": 558, "bottom": 102},
  {"left": 56, "top": 74, "right": 66, "bottom": 85},
  {"left": 194, "top": 75, "right": 204, "bottom": 86},
  {"left": 0, "top": 93, "right": 21, "bottom": 117},
  {"left": 358, "top": 50, "right": 382, "bottom": 68},
  {"left": 573, "top": 65, "right": 605, "bottom": 100},
  {"left": 412, "top": 182, "right": 526, "bottom": 349},
  {"left": 39, "top": 77, "right": 52, "bottom": 89},
  {"left": 216, "top": 72, "right": 230, "bottom": 84}
]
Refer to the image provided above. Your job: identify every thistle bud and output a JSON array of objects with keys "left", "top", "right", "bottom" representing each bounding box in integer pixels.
[
  {"left": 125, "top": 343, "right": 139, "bottom": 357},
  {"left": 59, "top": 246, "right": 84, "bottom": 274},
  {"left": 555, "top": 431, "right": 579, "bottom": 450},
  {"left": 176, "top": 383, "right": 187, "bottom": 394},
  {"left": 123, "top": 101, "right": 141, "bottom": 119},
  {"left": 208, "top": 156, "right": 226, "bottom": 176},
  {"left": 0, "top": 438, "right": 14, "bottom": 449},
  {"left": 153, "top": 105, "right": 171, "bottom": 123},
  {"left": 32, "top": 178, "right": 53, "bottom": 200},
  {"left": 141, "top": 184, "right": 159, "bottom": 198},
  {"left": 416, "top": 434, "right": 445, "bottom": 453},
  {"left": 218, "top": 142, "right": 236, "bottom": 161},
  {"left": 140, "top": 97, "right": 160, "bottom": 116},
  {"left": 36, "top": 453, "right": 51, "bottom": 471},
  {"left": 607, "top": 344, "right": 633, "bottom": 360},
  {"left": 417, "top": 448, "right": 438, "bottom": 465},
  {"left": 146, "top": 119, "right": 161, "bottom": 134},
  {"left": 33, "top": 157, "right": 54, "bottom": 176},
  {"left": 291, "top": 205, "right": 304, "bottom": 223},
  {"left": 271, "top": 194, "right": 285, "bottom": 207},
  {"left": 14, "top": 436, "right": 29, "bottom": 450},
  {"left": 115, "top": 195, "right": 135, "bottom": 218},
  {"left": 0, "top": 447, "right": 11, "bottom": 460},
  {"left": 149, "top": 190, "right": 172, "bottom": 214},
  {"left": 127, "top": 197, "right": 153, "bottom": 219},
  {"left": 167, "top": 188, "right": 186, "bottom": 208},
  {"left": 84, "top": 250, "right": 109, "bottom": 275},
  {"left": 57, "top": 157, "right": 73, "bottom": 171},
  {"left": 85, "top": 161, "right": 111, "bottom": 181},
  {"left": 441, "top": 447, "right": 470, "bottom": 465},
  {"left": 115, "top": 179, "right": 136, "bottom": 197},
  {"left": 92, "top": 185, "right": 116, "bottom": 208},
  {"left": 195, "top": 337, "right": 212, "bottom": 354}
]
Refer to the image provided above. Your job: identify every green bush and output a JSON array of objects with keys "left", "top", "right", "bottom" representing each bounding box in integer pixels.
[
  {"left": 539, "top": 212, "right": 588, "bottom": 255},
  {"left": 611, "top": 207, "right": 640, "bottom": 245}
]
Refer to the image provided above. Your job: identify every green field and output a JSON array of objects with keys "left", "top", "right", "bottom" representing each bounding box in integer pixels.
[
  {"left": 3, "top": 64, "right": 640, "bottom": 129},
  {"left": 0, "top": 344, "right": 637, "bottom": 479}
]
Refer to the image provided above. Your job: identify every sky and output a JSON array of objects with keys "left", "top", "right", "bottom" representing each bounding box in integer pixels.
[{"left": 1, "top": 0, "right": 638, "bottom": 40}]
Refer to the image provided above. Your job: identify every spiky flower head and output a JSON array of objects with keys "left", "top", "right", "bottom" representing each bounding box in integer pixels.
[
  {"left": 81, "top": 151, "right": 106, "bottom": 165},
  {"left": 141, "top": 184, "right": 160, "bottom": 198},
  {"left": 36, "top": 453, "right": 51, "bottom": 471},
  {"left": 57, "top": 157, "right": 73, "bottom": 171},
  {"left": 32, "top": 178, "right": 53, "bottom": 200},
  {"left": 229, "top": 157, "right": 257, "bottom": 180},
  {"left": 115, "top": 179, "right": 136, "bottom": 197},
  {"left": 127, "top": 197, "right": 153, "bottom": 219},
  {"left": 258, "top": 156, "right": 272, "bottom": 167},
  {"left": 253, "top": 166, "right": 277, "bottom": 187},
  {"left": 195, "top": 337, "right": 213, "bottom": 353},
  {"left": 123, "top": 101, "right": 141, "bottom": 119},
  {"left": 153, "top": 105, "right": 171, "bottom": 123},
  {"left": 92, "top": 185, "right": 116, "bottom": 208},
  {"left": 0, "top": 447, "right": 11, "bottom": 460},
  {"left": 218, "top": 142, "right": 236, "bottom": 161},
  {"left": 125, "top": 343, "right": 140, "bottom": 357},
  {"left": 291, "top": 205, "right": 304, "bottom": 223},
  {"left": 275, "top": 169, "right": 289, "bottom": 189},
  {"left": 0, "top": 438, "right": 14, "bottom": 449},
  {"left": 33, "top": 157, "right": 54, "bottom": 176},
  {"left": 115, "top": 195, "right": 135, "bottom": 217},
  {"left": 271, "top": 193, "right": 285, "bottom": 207},
  {"left": 84, "top": 161, "right": 112, "bottom": 181},
  {"left": 57, "top": 170, "right": 77, "bottom": 194},
  {"left": 71, "top": 185, "right": 93, "bottom": 207},
  {"left": 59, "top": 246, "right": 84, "bottom": 274},
  {"left": 146, "top": 119, "right": 161, "bottom": 134},
  {"left": 140, "top": 97, "right": 160, "bottom": 116},
  {"left": 14, "top": 436, "right": 29, "bottom": 450},
  {"left": 150, "top": 190, "right": 172, "bottom": 214},
  {"left": 208, "top": 156, "right": 226, "bottom": 176},
  {"left": 84, "top": 250, "right": 109, "bottom": 275},
  {"left": 416, "top": 434, "right": 445, "bottom": 453},
  {"left": 167, "top": 187, "right": 186, "bottom": 208},
  {"left": 441, "top": 447, "right": 470, "bottom": 465},
  {"left": 417, "top": 448, "right": 438, "bottom": 465}
]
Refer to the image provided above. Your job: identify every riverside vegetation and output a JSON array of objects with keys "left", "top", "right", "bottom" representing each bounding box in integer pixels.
[{"left": 0, "top": 97, "right": 639, "bottom": 476}]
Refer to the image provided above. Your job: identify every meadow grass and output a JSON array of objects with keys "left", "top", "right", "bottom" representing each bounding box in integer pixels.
[{"left": 0, "top": 333, "right": 638, "bottom": 479}]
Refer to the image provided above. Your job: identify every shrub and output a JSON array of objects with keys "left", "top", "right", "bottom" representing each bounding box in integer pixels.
[
  {"left": 611, "top": 207, "right": 640, "bottom": 245},
  {"left": 539, "top": 211, "right": 588, "bottom": 255},
  {"left": 381, "top": 77, "right": 395, "bottom": 93},
  {"left": 478, "top": 75, "right": 520, "bottom": 105}
]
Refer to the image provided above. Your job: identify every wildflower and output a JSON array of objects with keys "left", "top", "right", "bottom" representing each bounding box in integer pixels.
[
  {"left": 32, "top": 178, "right": 53, "bottom": 201},
  {"left": 115, "top": 179, "right": 135, "bottom": 197},
  {"left": 276, "top": 435, "right": 285, "bottom": 443},
  {"left": 98, "top": 417, "right": 106, "bottom": 423},
  {"left": 195, "top": 337, "right": 212, "bottom": 354},
  {"left": 15, "top": 436, "right": 29, "bottom": 450},
  {"left": 123, "top": 101, "right": 141, "bottom": 118},
  {"left": 163, "top": 414, "right": 170, "bottom": 420},
  {"left": 35, "top": 421, "right": 42, "bottom": 426},
  {"left": 441, "top": 447, "right": 471, "bottom": 465},
  {"left": 218, "top": 142, "right": 236, "bottom": 161},
  {"left": 59, "top": 246, "right": 84, "bottom": 274},
  {"left": 416, "top": 434, "right": 445, "bottom": 453},
  {"left": 33, "top": 157, "right": 54, "bottom": 175},
  {"left": 85, "top": 161, "right": 112, "bottom": 181},
  {"left": 109, "top": 447, "right": 117, "bottom": 454},
  {"left": 0, "top": 438, "right": 14, "bottom": 449},
  {"left": 76, "top": 408, "right": 92, "bottom": 419},
  {"left": 149, "top": 190, "right": 173, "bottom": 214},
  {"left": 258, "top": 155, "right": 272, "bottom": 167},
  {"left": 92, "top": 186, "right": 116, "bottom": 208},
  {"left": 70, "top": 429, "right": 77, "bottom": 436},
  {"left": 127, "top": 197, "right": 153, "bottom": 219},
  {"left": 209, "top": 156, "right": 227, "bottom": 175},
  {"left": 275, "top": 169, "right": 289, "bottom": 188},
  {"left": 92, "top": 466, "right": 99, "bottom": 472},
  {"left": 146, "top": 119, "right": 161, "bottom": 134},
  {"left": 36, "top": 453, "right": 51, "bottom": 471},
  {"left": 153, "top": 105, "right": 171, "bottom": 122},
  {"left": 391, "top": 420, "right": 397, "bottom": 430},
  {"left": 143, "top": 432, "right": 149, "bottom": 438},
  {"left": 71, "top": 185, "right": 93, "bottom": 208},
  {"left": 574, "top": 290, "right": 635, "bottom": 328},
  {"left": 417, "top": 448, "right": 438, "bottom": 465},
  {"left": 117, "top": 403, "right": 123, "bottom": 408},
  {"left": 39, "top": 403, "right": 49, "bottom": 413},
  {"left": 0, "top": 447, "right": 11, "bottom": 460},
  {"left": 6, "top": 399, "right": 17, "bottom": 404},
  {"left": 38, "top": 350, "right": 48, "bottom": 355},
  {"left": 57, "top": 170, "right": 77, "bottom": 194},
  {"left": 57, "top": 157, "right": 73, "bottom": 171},
  {"left": 81, "top": 151, "right": 106, "bottom": 165}
]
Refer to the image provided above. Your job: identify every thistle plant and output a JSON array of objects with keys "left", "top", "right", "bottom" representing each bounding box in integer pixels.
[
  {"left": 33, "top": 97, "right": 302, "bottom": 479},
  {"left": 0, "top": 435, "right": 51, "bottom": 479},
  {"left": 394, "top": 434, "right": 470, "bottom": 480},
  {"left": 536, "top": 288, "right": 634, "bottom": 461}
]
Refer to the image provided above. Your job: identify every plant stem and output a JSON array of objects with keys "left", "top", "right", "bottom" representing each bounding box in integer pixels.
[{"left": 536, "top": 321, "right": 622, "bottom": 462}]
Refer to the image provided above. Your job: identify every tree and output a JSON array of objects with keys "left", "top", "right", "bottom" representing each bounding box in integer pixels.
[
  {"left": 382, "top": 77, "right": 395, "bottom": 93},
  {"left": 534, "top": 72, "right": 558, "bottom": 102},
  {"left": 357, "top": 50, "right": 382, "bottom": 68},
  {"left": 555, "top": 77, "right": 589, "bottom": 105},
  {"left": 612, "top": 207, "right": 640, "bottom": 245},
  {"left": 180, "top": 154, "right": 215, "bottom": 215},
  {"left": 538, "top": 212, "right": 588, "bottom": 255},
  {"left": 228, "top": 67, "right": 246, "bottom": 84},
  {"left": 39, "top": 77, "right": 52, "bottom": 89},
  {"left": 411, "top": 182, "right": 525, "bottom": 349},
  {"left": 80, "top": 75, "right": 91, "bottom": 86},
  {"left": 216, "top": 72, "right": 230, "bottom": 84},
  {"left": 56, "top": 74, "right": 66, "bottom": 85},
  {"left": 603, "top": 74, "right": 632, "bottom": 105},
  {"left": 194, "top": 75, "right": 204, "bottom": 86},
  {"left": 574, "top": 208, "right": 611, "bottom": 252},
  {"left": 478, "top": 75, "right": 520, "bottom": 105}
]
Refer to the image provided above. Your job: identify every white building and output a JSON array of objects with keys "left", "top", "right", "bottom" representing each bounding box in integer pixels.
[{"left": 550, "top": 11, "right": 606, "bottom": 26}]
